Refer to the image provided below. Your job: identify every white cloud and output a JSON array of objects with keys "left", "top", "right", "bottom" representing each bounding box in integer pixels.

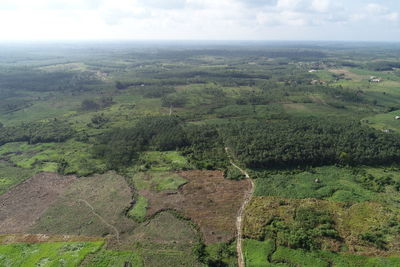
[
  {"left": 0, "top": 0, "right": 398, "bottom": 41},
  {"left": 311, "top": 0, "right": 331, "bottom": 13}
]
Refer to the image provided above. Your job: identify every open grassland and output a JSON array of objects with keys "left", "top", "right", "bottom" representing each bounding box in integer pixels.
[
  {"left": 0, "top": 172, "right": 77, "bottom": 234},
  {"left": 244, "top": 196, "right": 400, "bottom": 256},
  {"left": 30, "top": 172, "right": 136, "bottom": 241},
  {"left": 0, "top": 241, "right": 104, "bottom": 267}
]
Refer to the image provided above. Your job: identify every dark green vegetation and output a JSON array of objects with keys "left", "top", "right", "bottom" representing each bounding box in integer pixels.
[{"left": 2, "top": 42, "right": 400, "bottom": 266}]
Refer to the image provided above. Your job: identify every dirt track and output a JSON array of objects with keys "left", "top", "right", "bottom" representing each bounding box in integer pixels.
[
  {"left": 0, "top": 172, "right": 76, "bottom": 234},
  {"left": 225, "top": 147, "right": 254, "bottom": 267}
]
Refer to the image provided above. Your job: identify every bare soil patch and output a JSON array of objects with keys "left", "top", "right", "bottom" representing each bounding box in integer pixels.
[
  {"left": 0, "top": 172, "right": 76, "bottom": 234},
  {"left": 140, "top": 170, "right": 250, "bottom": 244},
  {"left": 29, "top": 172, "right": 136, "bottom": 243}
]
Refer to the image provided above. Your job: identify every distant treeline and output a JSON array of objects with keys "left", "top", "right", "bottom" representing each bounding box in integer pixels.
[
  {"left": 0, "top": 120, "right": 74, "bottom": 145},
  {"left": 0, "top": 68, "right": 99, "bottom": 92},
  {"left": 92, "top": 115, "right": 400, "bottom": 171},
  {"left": 224, "top": 118, "right": 400, "bottom": 168},
  {"left": 130, "top": 49, "right": 327, "bottom": 61}
]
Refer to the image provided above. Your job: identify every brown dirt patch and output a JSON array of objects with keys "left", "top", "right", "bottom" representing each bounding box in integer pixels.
[
  {"left": 29, "top": 172, "right": 137, "bottom": 244},
  {"left": 140, "top": 170, "right": 250, "bottom": 244},
  {"left": 0, "top": 234, "right": 102, "bottom": 244},
  {"left": 328, "top": 68, "right": 366, "bottom": 81},
  {"left": 0, "top": 172, "right": 77, "bottom": 234}
]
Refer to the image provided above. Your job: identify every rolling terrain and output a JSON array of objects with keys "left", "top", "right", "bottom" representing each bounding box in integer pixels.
[{"left": 1, "top": 42, "right": 400, "bottom": 266}]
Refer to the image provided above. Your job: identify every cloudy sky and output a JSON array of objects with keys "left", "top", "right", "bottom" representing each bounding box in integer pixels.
[{"left": 0, "top": 0, "right": 399, "bottom": 41}]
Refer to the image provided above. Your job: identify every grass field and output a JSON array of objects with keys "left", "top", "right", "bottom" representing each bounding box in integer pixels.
[
  {"left": 363, "top": 110, "right": 400, "bottom": 133},
  {"left": 0, "top": 241, "right": 104, "bottom": 267}
]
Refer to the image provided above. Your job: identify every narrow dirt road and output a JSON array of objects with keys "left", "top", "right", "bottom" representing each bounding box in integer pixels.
[
  {"left": 78, "top": 199, "right": 120, "bottom": 243},
  {"left": 225, "top": 147, "right": 254, "bottom": 267}
]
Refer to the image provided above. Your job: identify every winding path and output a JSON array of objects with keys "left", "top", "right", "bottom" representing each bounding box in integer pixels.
[
  {"left": 78, "top": 199, "right": 120, "bottom": 243},
  {"left": 225, "top": 148, "right": 254, "bottom": 267}
]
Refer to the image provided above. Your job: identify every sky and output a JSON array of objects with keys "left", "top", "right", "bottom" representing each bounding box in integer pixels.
[{"left": 0, "top": 0, "right": 399, "bottom": 41}]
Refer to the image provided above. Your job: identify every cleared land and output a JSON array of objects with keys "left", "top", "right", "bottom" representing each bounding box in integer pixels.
[
  {"left": 29, "top": 172, "right": 136, "bottom": 243},
  {"left": 128, "top": 211, "right": 204, "bottom": 267},
  {"left": 139, "top": 170, "right": 251, "bottom": 244},
  {"left": 0, "top": 172, "right": 76, "bottom": 234}
]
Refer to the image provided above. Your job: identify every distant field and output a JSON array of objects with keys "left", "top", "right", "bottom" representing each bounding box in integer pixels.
[{"left": 363, "top": 111, "right": 400, "bottom": 133}]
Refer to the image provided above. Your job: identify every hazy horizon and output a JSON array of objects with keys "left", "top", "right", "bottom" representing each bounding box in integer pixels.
[{"left": 0, "top": 0, "right": 399, "bottom": 42}]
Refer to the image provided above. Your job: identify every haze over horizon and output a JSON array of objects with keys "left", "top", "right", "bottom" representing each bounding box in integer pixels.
[{"left": 0, "top": 0, "right": 399, "bottom": 42}]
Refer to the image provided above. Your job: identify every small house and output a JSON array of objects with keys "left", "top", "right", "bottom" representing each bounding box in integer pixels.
[{"left": 370, "top": 77, "right": 382, "bottom": 83}]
